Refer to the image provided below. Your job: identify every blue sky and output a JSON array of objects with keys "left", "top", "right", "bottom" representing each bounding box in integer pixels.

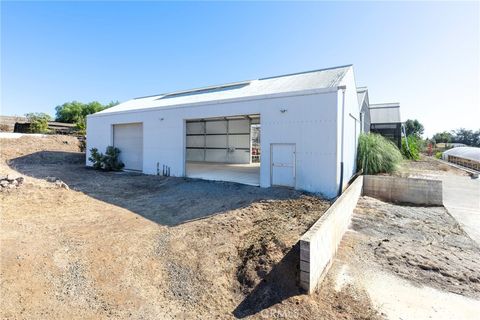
[{"left": 1, "top": 1, "right": 478, "bottom": 137}]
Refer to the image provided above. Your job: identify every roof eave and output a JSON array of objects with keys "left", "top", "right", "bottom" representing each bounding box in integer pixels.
[{"left": 88, "top": 86, "right": 340, "bottom": 119}]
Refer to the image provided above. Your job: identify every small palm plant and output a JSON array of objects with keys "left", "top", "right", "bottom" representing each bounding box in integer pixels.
[{"left": 88, "top": 146, "right": 124, "bottom": 171}]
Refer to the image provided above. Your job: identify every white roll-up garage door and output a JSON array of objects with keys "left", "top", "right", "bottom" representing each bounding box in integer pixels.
[{"left": 113, "top": 123, "right": 143, "bottom": 171}]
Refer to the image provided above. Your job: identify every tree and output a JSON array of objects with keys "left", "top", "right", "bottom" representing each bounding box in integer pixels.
[
  {"left": 55, "top": 101, "right": 85, "bottom": 123},
  {"left": 25, "top": 113, "right": 52, "bottom": 133},
  {"left": 452, "top": 128, "right": 480, "bottom": 147},
  {"left": 55, "top": 100, "right": 119, "bottom": 134},
  {"left": 432, "top": 131, "right": 453, "bottom": 144},
  {"left": 404, "top": 119, "right": 424, "bottom": 137},
  {"left": 475, "top": 130, "right": 480, "bottom": 147}
]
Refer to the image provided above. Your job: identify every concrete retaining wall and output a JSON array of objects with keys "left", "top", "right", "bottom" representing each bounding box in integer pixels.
[
  {"left": 363, "top": 175, "right": 443, "bottom": 205},
  {"left": 299, "top": 176, "right": 363, "bottom": 293}
]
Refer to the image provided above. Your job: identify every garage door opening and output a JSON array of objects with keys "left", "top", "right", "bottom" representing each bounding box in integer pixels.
[{"left": 185, "top": 114, "right": 260, "bottom": 186}]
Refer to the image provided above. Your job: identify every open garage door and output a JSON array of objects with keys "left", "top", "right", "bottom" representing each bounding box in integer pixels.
[
  {"left": 185, "top": 115, "right": 260, "bottom": 185},
  {"left": 113, "top": 123, "right": 143, "bottom": 171}
]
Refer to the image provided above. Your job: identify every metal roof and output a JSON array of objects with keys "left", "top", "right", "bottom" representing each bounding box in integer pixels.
[
  {"left": 356, "top": 87, "right": 368, "bottom": 108},
  {"left": 93, "top": 65, "right": 352, "bottom": 116},
  {"left": 369, "top": 103, "right": 401, "bottom": 124},
  {"left": 442, "top": 146, "right": 480, "bottom": 162}
]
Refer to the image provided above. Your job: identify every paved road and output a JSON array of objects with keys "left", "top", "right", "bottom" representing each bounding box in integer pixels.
[{"left": 441, "top": 175, "right": 480, "bottom": 246}]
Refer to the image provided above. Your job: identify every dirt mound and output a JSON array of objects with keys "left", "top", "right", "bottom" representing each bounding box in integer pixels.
[
  {"left": 353, "top": 196, "right": 480, "bottom": 298},
  {"left": 237, "top": 234, "right": 288, "bottom": 291},
  {"left": 0, "top": 135, "right": 81, "bottom": 162},
  {"left": 236, "top": 198, "right": 329, "bottom": 294}
]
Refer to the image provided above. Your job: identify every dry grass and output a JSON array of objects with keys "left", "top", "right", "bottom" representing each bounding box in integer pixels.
[{"left": 438, "top": 164, "right": 450, "bottom": 171}]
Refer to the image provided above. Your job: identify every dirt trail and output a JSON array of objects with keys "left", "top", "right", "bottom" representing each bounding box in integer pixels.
[{"left": 0, "top": 135, "right": 381, "bottom": 319}]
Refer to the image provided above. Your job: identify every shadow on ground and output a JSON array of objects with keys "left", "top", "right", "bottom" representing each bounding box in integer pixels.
[
  {"left": 9, "top": 151, "right": 304, "bottom": 226},
  {"left": 233, "top": 243, "right": 303, "bottom": 318}
]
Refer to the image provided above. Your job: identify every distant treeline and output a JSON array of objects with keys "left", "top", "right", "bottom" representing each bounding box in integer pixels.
[{"left": 432, "top": 129, "right": 480, "bottom": 147}]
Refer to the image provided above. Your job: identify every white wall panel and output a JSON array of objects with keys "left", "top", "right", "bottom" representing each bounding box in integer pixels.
[
  {"left": 337, "top": 68, "right": 361, "bottom": 190},
  {"left": 87, "top": 90, "right": 344, "bottom": 198}
]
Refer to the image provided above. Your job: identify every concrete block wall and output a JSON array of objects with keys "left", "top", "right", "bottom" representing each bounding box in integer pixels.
[
  {"left": 363, "top": 175, "right": 443, "bottom": 206},
  {"left": 299, "top": 176, "right": 363, "bottom": 293}
]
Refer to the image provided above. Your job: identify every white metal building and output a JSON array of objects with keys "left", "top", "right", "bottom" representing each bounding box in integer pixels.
[
  {"left": 356, "top": 87, "right": 371, "bottom": 133},
  {"left": 86, "top": 65, "right": 361, "bottom": 198}
]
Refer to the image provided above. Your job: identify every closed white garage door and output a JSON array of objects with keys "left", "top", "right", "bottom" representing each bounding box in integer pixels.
[{"left": 113, "top": 123, "right": 143, "bottom": 171}]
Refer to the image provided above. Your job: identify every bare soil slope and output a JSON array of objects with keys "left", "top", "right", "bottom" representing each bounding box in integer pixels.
[
  {"left": 0, "top": 135, "right": 380, "bottom": 319},
  {"left": 351, "top": 196, "right": 480, "bottom": 298}
]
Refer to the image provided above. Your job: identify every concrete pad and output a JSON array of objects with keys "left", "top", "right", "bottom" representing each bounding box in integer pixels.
[
  {"left": 362, "top": 270, "right": 480, "bottom": 320},
  {"left": 441, "top": 175, "right": 480, "bottom": 245},
  {"left": 186, "top": 161, "right": 260, "bottom": 186}
]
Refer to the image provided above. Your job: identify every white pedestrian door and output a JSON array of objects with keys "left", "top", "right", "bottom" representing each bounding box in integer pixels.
[
  {"left": 113, "top": 123, "right": 143, "bottom": 171},
  {"left": 271, "top": 143, "right": 295, "bottom": 187}
]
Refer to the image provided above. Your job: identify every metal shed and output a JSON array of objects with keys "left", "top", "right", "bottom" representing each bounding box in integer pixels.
[
  {"left": 369, "top": 103, "right": 402, "bottom": 148},
  {"left": 357, "top": 87, "right": 371, "bottom": 133},
  {"left": 87, "top": 65, "right": 362, "bottom": 198}
]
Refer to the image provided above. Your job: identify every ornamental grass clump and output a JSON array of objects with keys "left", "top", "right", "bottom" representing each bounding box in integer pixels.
[{"left": 357, "top": 133, "right": 402, "bottom": 175}]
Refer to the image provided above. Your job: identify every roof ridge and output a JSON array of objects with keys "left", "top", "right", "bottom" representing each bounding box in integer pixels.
[
  {"left": 134, "top": 79, "right": 252, "bottom": 100},
  {"left": 134, "top": 64, "right": 352, "bottom": 100},
  {"left": 258, "top": 64, "right": 352, "bottom": 80},
  {"left": 370, "top": 103, "right": 400, "bottom": 108}
]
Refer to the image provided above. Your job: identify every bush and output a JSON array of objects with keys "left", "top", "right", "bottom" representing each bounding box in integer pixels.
[
  {"left": 88, "top": 146, "right": 124, "bottom": 171},
  {"left": 25, "top": 112, "right": 51, "bottom": 133},
  {"left": 401, "top": 135, "right": 421, "bottom": 160},
  {"left": 357, "top": 133, "right": 403, "bottom": 175},
  {"left": 89, "top": 148, "right": 103, "bottom": 170},
  {"left": 79, "top": 138, "right": 86, "bottom": 152},
  {"left": 435, "top": 151, "right": 443, "bottom": 159}
]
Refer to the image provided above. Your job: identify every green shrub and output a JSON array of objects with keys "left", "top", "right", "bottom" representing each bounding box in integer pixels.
[
  {"left": 88, "top": 146, "right": 124, "bottom": 171},
  {"left": 357, "top": 133, "right": 403, "bottom": 175},
  {"left": 88, "top": 148, "right": 104, "bottom": 170},
  {"left": 79, "top": 138, "right": 86, "bottom": 152},
  {"left": 401, "top": 135, "right": 421, "bottom": 160},
  {"left": 435, "top": 151, "right": 443, "bottom": 159},
  {"left": 25, "top": 112, "right": 51, "bottom": 133}
]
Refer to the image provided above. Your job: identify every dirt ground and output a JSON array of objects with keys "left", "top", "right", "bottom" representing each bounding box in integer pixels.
[
  {"left": 351, "top": 196, "right": 480, "bottom": 299},
  {"left": 396, "top": 154, "right": 469, "bottom": 178},
  {"left": 0, "top": 135, "right": 381, "bottom": 319}
]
